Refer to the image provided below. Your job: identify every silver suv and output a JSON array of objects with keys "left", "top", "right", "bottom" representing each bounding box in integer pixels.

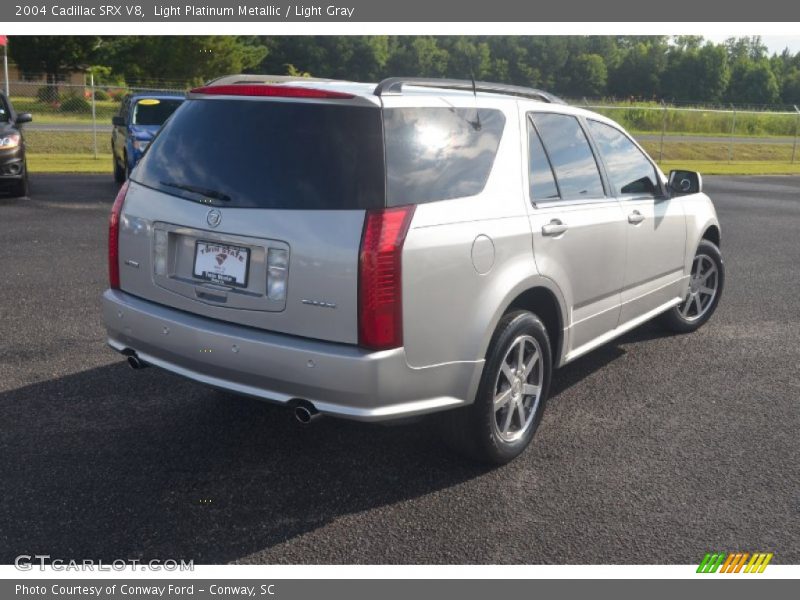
[{"left": 103, "top": 75, "right": 724, "bottom": 464}]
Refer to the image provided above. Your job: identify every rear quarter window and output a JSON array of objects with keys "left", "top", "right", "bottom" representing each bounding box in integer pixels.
[{"left": 383, "top": 107, "right": 506, "bottom": 206}]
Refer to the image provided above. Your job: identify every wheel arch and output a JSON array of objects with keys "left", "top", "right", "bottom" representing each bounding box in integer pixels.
[
  {"left": 701, "top": 224, "right": 721, "bottom": 248},
  {"left": 482, "top": 278, "right": 568, "bottom": 368}
]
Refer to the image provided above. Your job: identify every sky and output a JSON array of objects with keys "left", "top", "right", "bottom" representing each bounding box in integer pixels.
[{"left": 704, "top": 35, "right": 800, "bottom": 55}]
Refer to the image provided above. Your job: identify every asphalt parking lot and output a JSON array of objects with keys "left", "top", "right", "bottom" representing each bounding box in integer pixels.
[{"left": 1, "top": 174, "right": 798, "bottom": 565}]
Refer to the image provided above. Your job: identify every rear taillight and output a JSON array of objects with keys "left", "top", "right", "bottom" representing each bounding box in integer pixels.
[
  {"left": 358, "top": 205, "right": 416, "bottom": 350},
  {"left": 108, "top": 181, "right": 129, "bottom": 289}
]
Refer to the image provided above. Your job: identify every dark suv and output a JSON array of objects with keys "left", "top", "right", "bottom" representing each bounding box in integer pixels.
[{"left": 0, "top": 92, "right": 32, "bottom": 197}]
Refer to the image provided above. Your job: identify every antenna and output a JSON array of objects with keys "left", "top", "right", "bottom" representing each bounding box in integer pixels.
[{"left": 468, "top": 57, "right": 482, "bottom": 131}]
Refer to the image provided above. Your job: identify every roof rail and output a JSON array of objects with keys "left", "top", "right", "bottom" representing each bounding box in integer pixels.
[{"left": 374, "top": 77, "right": 566, "bottom": 104}]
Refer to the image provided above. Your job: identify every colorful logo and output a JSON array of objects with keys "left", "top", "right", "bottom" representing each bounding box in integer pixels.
[{"left": 697, "top": 552, "right": 773, "bottom": 573}]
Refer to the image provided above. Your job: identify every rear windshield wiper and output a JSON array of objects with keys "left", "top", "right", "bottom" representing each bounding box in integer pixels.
[{"left": 159, "top": 181, "right": 232, "bottom": 203}]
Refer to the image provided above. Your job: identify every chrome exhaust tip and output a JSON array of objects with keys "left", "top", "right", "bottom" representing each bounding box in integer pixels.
[
  {"left": 293, "top": 403, "right": 320, "bottom": 425},
  {"left": 127, "top": 355, "right": 148, "bottom": 370}
]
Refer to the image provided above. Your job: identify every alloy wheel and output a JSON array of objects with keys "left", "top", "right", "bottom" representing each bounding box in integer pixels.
[
  {"left": 679, "top": 254, "right": 719, "bottom": 321},
  {"left": 492, "top": 335, "right": 544, "bottom": 443}
]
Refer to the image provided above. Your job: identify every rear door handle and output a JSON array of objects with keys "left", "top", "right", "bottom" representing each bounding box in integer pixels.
[
  {"left": 542, "top": 220, "right": 568, "bottom": 236},
  {"left": 628, "top": 210, "right": 645, "bottom": 224}
]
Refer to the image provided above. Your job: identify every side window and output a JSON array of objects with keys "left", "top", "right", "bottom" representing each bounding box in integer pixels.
[
  {"left": 531, "top": 113, "right": 605, "bottom": 200},
  {"left": 588, "top": 120, "right": 660, "bottom": 197},
  {"left": 527, "top": 117, "right": 559, "bottom": 201}
]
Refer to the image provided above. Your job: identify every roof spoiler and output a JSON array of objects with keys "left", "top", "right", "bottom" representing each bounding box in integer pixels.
[{"left": 203, "top": 74, "right": 336, "bottom": 87}]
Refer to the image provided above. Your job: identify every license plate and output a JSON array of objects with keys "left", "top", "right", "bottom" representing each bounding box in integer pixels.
[{"left": 193, "top": 241, "right": 250, "bottom": 288}]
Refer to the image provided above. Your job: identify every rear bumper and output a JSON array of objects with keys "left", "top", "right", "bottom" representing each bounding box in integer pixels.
[{"left": 102, "top": 289, "right": 482, "bottom": 421}]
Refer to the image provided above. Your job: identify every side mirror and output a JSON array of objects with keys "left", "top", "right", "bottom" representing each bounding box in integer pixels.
[
  {"left": 112, "top": 115, "right": 126, "bottom": 127},
  {"left": 15, "top": 112, "right": 32, "bottom": 124},
  {"left": 668, "top": 170, "right": 702, "bottom": 195}
]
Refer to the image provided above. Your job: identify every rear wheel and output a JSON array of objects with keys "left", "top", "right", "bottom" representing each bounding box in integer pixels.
[
  {"left": 661, "top": 239, "right": 724, "bottom": 333},
  {"left": 441, "top": 310, "right": 552, "bottom": 464}
]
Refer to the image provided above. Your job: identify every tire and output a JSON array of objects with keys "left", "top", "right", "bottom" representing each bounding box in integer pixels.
[
  {"left": 113, "top": 153, "right": 126, "bottom": 183},
  {"left": 441, "top": 310, "right": 553, "bottom": 465},
  {"left": 9, "top": 168, "right": 29, "bottom": 198},
  {"left": 660, "top": 239, "right": 724, "bottom": 333}
]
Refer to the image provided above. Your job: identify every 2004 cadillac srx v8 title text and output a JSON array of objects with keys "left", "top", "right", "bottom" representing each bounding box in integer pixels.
[{"left": 102, "top": 75, "right": 724, "bottom": 463}]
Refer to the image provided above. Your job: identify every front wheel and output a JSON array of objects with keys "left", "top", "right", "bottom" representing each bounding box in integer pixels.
[
  {"left": 441, "top": 310, "right": 552, "bottom": 464},
  {"left": 9, "top": 167, "right": 29, "bottom": 198},
  {"left": 113, "top": 153, "right": 126, "bottom": 183},
  {"left": 661, "top": 239, "right": 724, "bottom": 333}
]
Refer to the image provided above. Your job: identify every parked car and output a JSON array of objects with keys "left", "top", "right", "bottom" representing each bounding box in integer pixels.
[
  {"left": 0, "top": 92, "right": 32, "bottom": 197},
  {"left": 111, "top": 93, "right": 184, "bottom": 183},
  {"left": 102, "top": 76, "right": 724, "bottom": 464}
]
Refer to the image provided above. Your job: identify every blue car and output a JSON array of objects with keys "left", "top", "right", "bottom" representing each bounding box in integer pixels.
[{"left": 112, "top": 94, "right": 184, "bottom": 183}]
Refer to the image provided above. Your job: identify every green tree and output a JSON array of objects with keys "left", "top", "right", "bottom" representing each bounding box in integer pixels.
[
  {"left": 673, "top": 36, "right": 704, "bottom": 51},
  {"left": 258, "top": 36, "right": 389, "bottom": 80},
  {"left": 609, "top": 41, "right": 667, "bottom": 99},
  {"left": 725, "top": 36, "right": 769, "bottom": 62},
  {"left": 779, "top": 67, "right": 800, "bottom": 104},
  {"left": 96, "top": 36, "right": 267, "bottom": 86},
  {"left": 386, "top": 37, "right": 450, "bottom": 77},
  {"left": 727, "top": 60, "right": 780, "bottom": 105},
  {"left": 9, "top": 36, "right": 99, "bottom": 83},
  {"left": 561, "top": 53, "right": 607, "bottom": 96},
  {"left": 443, "top": 37, "right": 491, "bottom": 79},
  {"left": 664, "top": 43, "right": 729, "bottom": 103}
]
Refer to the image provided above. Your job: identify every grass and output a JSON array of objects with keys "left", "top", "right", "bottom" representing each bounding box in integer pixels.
[
  {"left": 635, "top": 130, "right": 795, "bottom": 140},
  {"left": 656, "top": 160, "right": 800, "bottom": 175},
  {"left": 28, "top": 154, "right": 113, "bottom": 174},
  {"left": 640, "top": 141, "right": 798, "bottom": 162},
  {"left": 24, "top": 131, "right": 112, "bottom": 155},
  {"left": 587, "top": 103, "right": 800, "bottom": 138},
  {"left": 27, "top": 113, "right": 113, "bottom": 125},
  {"left": 11, "top": 96, "right": 120, "bottom": 124},
  {"left": 27, "top": 152, "right": 800, "bottom": 176}
]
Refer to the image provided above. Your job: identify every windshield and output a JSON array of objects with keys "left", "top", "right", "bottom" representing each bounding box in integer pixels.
[
  {"left": 131, "top": 98, "right": 183, "bottom": 126},
  {"left": 132, "top": 98, "right": 385, "bottom": 210},
  {"left": 0, "top": 96, "right": 10, "bottom": 122}
]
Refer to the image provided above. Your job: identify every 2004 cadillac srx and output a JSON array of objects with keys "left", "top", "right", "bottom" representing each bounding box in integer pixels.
[{"left": 102, "top": 75, "right": 724, "bottom": 464}]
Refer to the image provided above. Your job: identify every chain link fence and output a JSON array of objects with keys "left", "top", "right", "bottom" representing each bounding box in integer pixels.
[
  {"left": 6, "top": 81, "right": 800, "bottom": 166},
  {"left": 6, "top": 80, "right": 185, "bottom": 160}
]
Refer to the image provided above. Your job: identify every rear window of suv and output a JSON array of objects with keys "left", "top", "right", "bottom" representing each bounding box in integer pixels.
[
  {"left": 133, "top": 100, "right": 506, "bottom": 210},
  {"left": 132, "top": 99, "right": 386, "bottom": 210}
]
